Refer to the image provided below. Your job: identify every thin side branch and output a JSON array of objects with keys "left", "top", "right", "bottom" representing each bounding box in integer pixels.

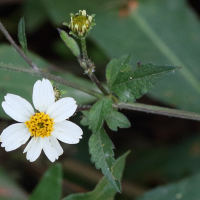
[
  {"left": 76, "top": 105, "right": 92, "bottom": 111},
  {"left": 0, "top": 64, "right": 105, "bottom": 99},
  {"left": 0, "top": 21, "right": 38, "bottom": 70},
  {"left": 89, "top": 74, "right": 109, "bottom": 96},
  {"left": 80, "top": 38, "right": 109, "bottom": 96},
  {"left": 117, "top": 102, "right": 200, "bottom": 121}
]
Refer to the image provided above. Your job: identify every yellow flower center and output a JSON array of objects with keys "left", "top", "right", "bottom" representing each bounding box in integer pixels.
[
  {"left": 73, "top": 16, "right": 90, "bottom": 29},
  {"left": 25, "top": 112, "right": 54, "bottom": 138}
]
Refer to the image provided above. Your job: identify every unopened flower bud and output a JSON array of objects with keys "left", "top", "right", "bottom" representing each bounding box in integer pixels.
[{"left": 63, "top": 10, "right": 96, "bottom": 39}]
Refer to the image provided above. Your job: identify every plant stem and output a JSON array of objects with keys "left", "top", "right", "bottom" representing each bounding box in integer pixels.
[
  {"left": 117, "top": 102, "right": 200, "bottom": 121},
  {"left": 0, "top": 22, "right": 104, "bottom": 99},
  {"left": 0, "top": 64, "right": 104, "bottom": 99},
  {"left": 77, "top": 105, "right": 92, "bottom": 111},
  {"left": 80, "top": 38, "right": 89, "bottom": 61},
  {"left": 80, "top": 38, "right": 109, "bottom": 96},
  {"left": 90, "top": 73, "right": 109, "bottom": 95},
  {"left": 40, "top": 71, "right": 105, "bottom": 99},
  {"left": 0, "top": 21, "right": 38, "bottom": 70}
]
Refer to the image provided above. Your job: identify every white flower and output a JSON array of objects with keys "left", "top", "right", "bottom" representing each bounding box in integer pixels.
[{"left": 0, "top": 78, "right": 83, "bottom": 162}]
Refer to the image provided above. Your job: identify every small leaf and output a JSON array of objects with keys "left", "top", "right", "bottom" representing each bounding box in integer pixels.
[
  {"left": 106, "top": 110, "right": 131, "bottom": 131},
  {"left": 62, "top": 151, "right": 130, "bottom": 200},
  {"left": 58, "top": 28, "right": 81, "bottom": 58},
  {"left": 29, "top": 163, "right": 62, "bottom": 200},
  {"left": 108, "top": 61, "right": 180, "bottom": 102},
  {"left": 18, "top": 17, "right": 28, "bottom": 55},
  {"left": 88, "top": 97, "right": 113, "bottom": 133},
  {"left": 136, "top": 173, "right": 200, "bottom": 200},
  {"left": 89, "top": 127, "right": 121, "bottom": 193}
]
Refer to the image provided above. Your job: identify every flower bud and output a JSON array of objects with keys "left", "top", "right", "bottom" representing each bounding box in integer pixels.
[{"left": 63, "top": 10, "right": 96, "bottom": 39}]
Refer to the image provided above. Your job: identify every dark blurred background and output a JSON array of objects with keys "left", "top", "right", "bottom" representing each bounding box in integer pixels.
[{"left": 1, "top": 1, "right": 200, "bottom": 200}]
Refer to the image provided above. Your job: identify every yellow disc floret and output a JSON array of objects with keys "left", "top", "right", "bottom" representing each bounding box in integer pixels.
[
  {"left": 73, "top": 16, "right": 90, "bottom": 29},
  {"left": 25, "top": 112, "right": 54, "bottom": 138}
]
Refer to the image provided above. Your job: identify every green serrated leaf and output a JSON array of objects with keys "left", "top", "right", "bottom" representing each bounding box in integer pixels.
[
  {"left": 106, "top": 110, "right": 131, "bottom": 131},
  {"left": 88, "top": 98, "right": 113, "bottom": 133},
  {"left": 89, "top": 127, "right": 121, "bottom": 193},
  {"left": 18, "top": 17, "right": 28, "bottom": 55},
  {"left": 80, "top": 111, "right": 90, "bottom": 126},
  {"left": 136, "top": 172, "right": 200, "bottom": 200},
  {"left": 106, "top": 54, "right": 132, "bottom": 88},
  {"left": 62, "top": 151, "right": 129, "bottom": 200},
  {"left": 58, "top": 29, "right": 81, "bottom": 58},
  {"left": 110, "top": 63, "right": 180, "bottom": 102},
  {"left": 29, "top": 163, "right": 62, "bottom": 200}
]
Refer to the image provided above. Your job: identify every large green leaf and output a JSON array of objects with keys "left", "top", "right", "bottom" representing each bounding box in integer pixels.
[
  {"left": 0, "top": 166, "right": 27, "bottom": 200},
  {"left": 89, "top": 127, "right": 121, "bottom": 192},
  {"left": 106, "top": 55, "right": 180, "bottom": 102},
  {"left": 136, "top": 173, "right": 200, "bottom": 200},
  {"left": 0, "top": 44, "right": 95, "bottom": 119},
  {"left": 29, "top": 163, "right": 62, "bottom": 200},
  {"left": 126, "top": 135, "right": 200, "bottom": 182},
  {"left": 63, "top": 151, "right": 129, "bottom": 200},
  {"left": 88, "top": 97, "right": 113, "bottom": 133},
  {"left": 38, "top": 0, "right": 200, "bottom": 112}
]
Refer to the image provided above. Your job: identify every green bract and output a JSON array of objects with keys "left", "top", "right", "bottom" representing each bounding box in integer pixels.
[{"left": 58, "top": 28, "right": 81, "bottom": 58}]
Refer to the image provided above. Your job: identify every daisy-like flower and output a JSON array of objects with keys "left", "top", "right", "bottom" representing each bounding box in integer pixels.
[{"left": 0, "top": 78, "right": 83, "bottom": 162}]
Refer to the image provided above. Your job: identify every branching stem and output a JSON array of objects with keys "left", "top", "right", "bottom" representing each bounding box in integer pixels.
[{"left": 1, "top": 21, "right": 200, "bottom": 122}]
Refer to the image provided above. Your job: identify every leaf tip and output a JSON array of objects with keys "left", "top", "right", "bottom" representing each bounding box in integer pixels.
[{"left": 57, "top": 28, "right": 61, "bottom": 34}]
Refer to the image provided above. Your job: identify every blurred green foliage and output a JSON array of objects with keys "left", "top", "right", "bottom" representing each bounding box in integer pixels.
[{"left": 0, "top": 0, "right": 200, "bottom": 200}]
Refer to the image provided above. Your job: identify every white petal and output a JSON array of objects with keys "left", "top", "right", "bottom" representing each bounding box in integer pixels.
[
  {"left": 24, "top": 137, "right": 42, "bottom": 162},
  {"left": 41, "top": 136, "right": 62, "bottom": 162},
  {"left": 2, "top": 94, "right": 34, "bottom": 122},
  {"left": 1, "top": 123, "right": 30, "bottom": 151},
  {"left": 52, "top": 121, "right": 83, "bottom": 144},
  {"left": 47, "top": 97, "right": 77, "bottom": 122},
  {"left": 53, "top": 121, "right": 83, "bottom": 138},
  {"left": 1, "top": 123, "right": 26, "bottom": 139},
  {"left": 50, "top": 136, "right": 63, "bottom": 156},
  {"left": 33, "top": 79, "right": 55, "bottom": 113},
  {"left": 6, "top": 94, "right": 34, "bottom": 115}
]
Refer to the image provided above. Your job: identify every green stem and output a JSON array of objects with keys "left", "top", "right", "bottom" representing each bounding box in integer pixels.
[
  {"left": 80, "top": 38, "right": 109, "bottom": 96},
  {"left": 117, "top": 102, "right": 200, "bottom": 121},
  {"left": 0, "top": 64, "right": 104, "bottom": 99},
  {"left": 81, "top": 38, "right": 89, "bottom": 61}
]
